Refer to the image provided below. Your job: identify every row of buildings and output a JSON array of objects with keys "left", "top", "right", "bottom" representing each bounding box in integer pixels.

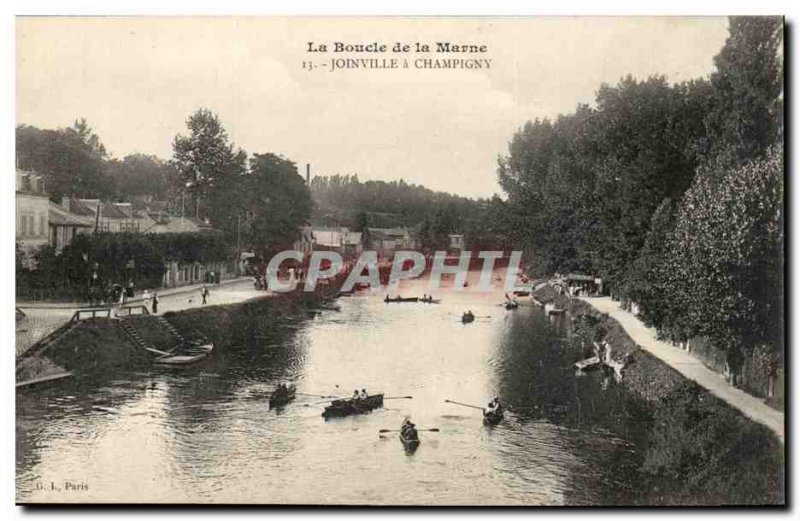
[
  {"left": 16, "top": 169, "right": 210, "bottom": 258},
  {"left": 294, "top": 225, "right": 466, "bottom": 259},
  {"left": 16, "top": 169, "right": 224, "bottom": 289}
]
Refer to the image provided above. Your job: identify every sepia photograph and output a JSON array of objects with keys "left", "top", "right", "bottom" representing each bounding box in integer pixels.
[{"left": 12, "top": 13, "right": 785, "bottom": 507}]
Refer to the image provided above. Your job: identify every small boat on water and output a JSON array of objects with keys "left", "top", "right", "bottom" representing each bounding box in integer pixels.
[
  {"left": 155, "top": 341, "right": 213, "bottom": 366},
  {"left": 322, "top": 393, "right": 384, "bottom": 418},
  {"left": 269, "top": 384, "right": 297, "bottom": 408},
  {"left": 399, "top": 430, "right": 420, "bottom": 450},
  {"left": 461, "top": 312, "right": 475, "bottom": 323},
  {"left": 483, "top": 408, "right": 504, "bottom": 426},
  {"left": 513, "top": 290, "right": 531, "bottom": 297},
  {"left": 384, "top": 296, "right": 419, "bottom": 303}
]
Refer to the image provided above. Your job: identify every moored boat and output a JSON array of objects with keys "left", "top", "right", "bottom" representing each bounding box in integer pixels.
[
  {"left": 322, "top": 393, "right": 384, "bottom": 418},
  {"left": 269, "top": 384, "right": 297, "bottom": 408},
  {"left": 155, "top": 341, "right": 213, "bottom": 366}
]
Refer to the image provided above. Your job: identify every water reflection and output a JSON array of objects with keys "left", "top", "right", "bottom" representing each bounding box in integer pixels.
[{"left": 17, "top": 288, "right": 650, "bottom": 505}]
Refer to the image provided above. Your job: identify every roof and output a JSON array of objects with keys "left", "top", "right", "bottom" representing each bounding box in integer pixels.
[
  {"left": 48, "top": 202, "right": 92, "bottom": 227},
  {"left": 566, "top": 274, "right": 597, "bottom": 282},
  {"left": 344, "top": 232, "right": 362, "bottom": 245},
  {"left": 365, "top": 227, "right": 411, "bottom": 240}
]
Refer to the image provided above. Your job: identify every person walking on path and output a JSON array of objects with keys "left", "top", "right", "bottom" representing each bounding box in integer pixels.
[
  {"left": 142, "top": 289, "right": 151, "bottom": 310},
  {"left": 201, "top": 285, "right": 209, "bottom": 305},
  {"left": 152, "top": 292, "right": 159, "bottom": 314}
]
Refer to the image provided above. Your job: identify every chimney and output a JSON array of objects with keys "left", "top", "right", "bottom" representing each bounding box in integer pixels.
[
  {"left": 306, "top": 163, "right": 311, "bottom": 185},
  {"left": 61, "top": 196, "right": 70, "bottom": 211}
]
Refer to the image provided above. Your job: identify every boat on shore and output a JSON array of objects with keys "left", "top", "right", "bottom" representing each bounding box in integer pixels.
[
  {"left": 322, "top": 393, "right": 384, "bottom": 418},
  {"left": 155, "top": 341, "right": 213, "bottom": 366},
  {"left": 269, "top": 384, "right": 297, "bottom": 408}
]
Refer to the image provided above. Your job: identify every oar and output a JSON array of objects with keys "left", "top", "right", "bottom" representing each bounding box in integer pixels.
[
  {"left": 379, "top": 428, "right": 439, "bottom": 433},
  {"left": 295, "top": 392, "right": 338, "bottom": 398},
  {"left": 383, "top": 396, "right": 413, "bottom": 400},
  {"left": 445, "top": 399, "right": 486, "bottom": 411},
  {"left": 304, "top": 397, "right": 344, "bottom": 406}
]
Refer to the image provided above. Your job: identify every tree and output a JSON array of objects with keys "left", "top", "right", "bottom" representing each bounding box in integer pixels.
[
  {"left": 107, "top": 154, "right": 179, "bottom": 200},
  {"left": 244, "top": 153, "right": 314, "bottom": 257},
  {"left": 703, "top": 17, "right": 783, "bottom": 169},
  {"left": 666, "top": 148, "right": 783, "bottom": 378},
  {"left": 354, "top": 211, "right": 369, "bottom": 232},
  {"left": 172, "top": 109, "right": 247, "bottom": 224},
  {"left": 16, "top": 120, "right": 112, "bottom": 201}
]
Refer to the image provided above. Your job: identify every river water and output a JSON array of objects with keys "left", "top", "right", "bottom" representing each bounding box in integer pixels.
[{"left": 16, "top": 281, "right": 649, "bottom": 505}]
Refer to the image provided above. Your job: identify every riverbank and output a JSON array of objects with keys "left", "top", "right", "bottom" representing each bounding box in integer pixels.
[
  {"left": 15, "top": 282, "right": 341, "bottom": 388},
  {"left": 532, "top": 282, "right": 785, "bottom": 505}
]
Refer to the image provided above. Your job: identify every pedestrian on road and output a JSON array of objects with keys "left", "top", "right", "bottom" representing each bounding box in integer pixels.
[
  {"left": 152, "top": 292, "right": 159, "bottom": 314},
  {"left": 201, "top": 285, "right": 209, "bottom": 305},
  {"left": 143, "top": 289, "right": 151, "bottom": 310}
]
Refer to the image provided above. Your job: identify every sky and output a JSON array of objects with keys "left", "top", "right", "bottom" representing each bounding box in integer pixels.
[{"left": 16, "top": 16, "right": 730, "bottom": 198}]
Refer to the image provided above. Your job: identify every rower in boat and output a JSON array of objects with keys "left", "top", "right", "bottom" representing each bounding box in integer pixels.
[
  {"left": 269, "top": 383, "right": 297, "bottom": 408},
  {"left": 462, "top": 310, "right": 475, "bottom": 323},
  {"left": 483, "top": 396, "right": 505, "bottom": 425},
  {"left": 400, "top": 418, "right": 420, "bottom": 449}
]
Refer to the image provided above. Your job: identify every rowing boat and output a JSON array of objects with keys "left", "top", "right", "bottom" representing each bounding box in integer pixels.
[
  {"left": 384, "top": 296, "right": 419, "bottom": 303},
  {"left": 322, "top": 393, "right": 384, "bottom": 418},
  {"left": 420, "top": 298, "right": 441, "bottom": 304},
  {"left": 483, "top": 408, "right": 504, "bottom": 426},
  {"left": 269, "top": 384, "right": 297, "bottom": 408},
  {"left": 399, "top": 429, "right": 420, "bottom": 450},
  {"left": 155, "top": 342, "right": 213, "bottom": 365},
  {"left": 461, "top": 313, "right": 475, "bottom": 323}
]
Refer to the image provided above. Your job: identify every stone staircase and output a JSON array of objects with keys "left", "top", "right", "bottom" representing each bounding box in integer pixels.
[
  {"left": 156, "top": 316, "right": 187, "bottom": 343},
  {"left": 119, "top": 319, "right": 170, "bottom": 356}
]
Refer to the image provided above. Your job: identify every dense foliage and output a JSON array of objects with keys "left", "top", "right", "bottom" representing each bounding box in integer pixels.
[
  {"left": 16, "top": 231, "right": 230, "bottom": 300},
  {"left": 497, "top": 17, "right": 783, "bottom": 376},
  {"left": 309, "top": 174, "right": 510, "bottom": 250}
]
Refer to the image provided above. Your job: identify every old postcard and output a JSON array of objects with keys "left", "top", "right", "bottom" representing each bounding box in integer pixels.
[{"left": 14, "top": 16, "right": 784, "bottom": 506}]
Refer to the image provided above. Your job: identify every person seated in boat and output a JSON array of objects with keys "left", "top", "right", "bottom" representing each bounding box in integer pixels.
[
  {"left": 359, "top": 388, "right": 368, "bottom": 400},
  {"left": 385, "top": 294, "right": 390, "bottom": 302},
  {"left": 488, "top": 397, "right": 504, "bottom": 414},
  {"left": 401, "top": 419, "right": 418, "bottom": 439},
  {"left": 352, "top": 389, "right": 360, "bottom": 400}
]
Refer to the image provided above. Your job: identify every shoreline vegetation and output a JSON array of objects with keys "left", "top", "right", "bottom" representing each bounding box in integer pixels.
[
  {"left": 530, "top": 282, "right": 784, "bottom": 505},
  {"left": 496, "top": 18, "right": 783, "bottom": 408}
]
